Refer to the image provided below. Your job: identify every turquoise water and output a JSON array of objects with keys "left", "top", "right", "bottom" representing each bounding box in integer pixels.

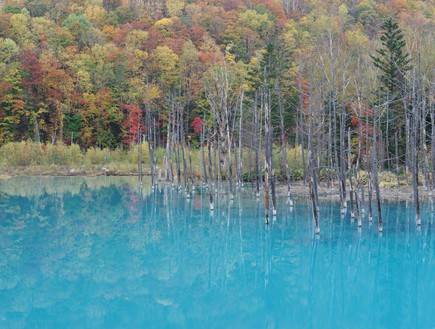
[{"left": 1, "top": 177, "right": 434, "bottom": 329}]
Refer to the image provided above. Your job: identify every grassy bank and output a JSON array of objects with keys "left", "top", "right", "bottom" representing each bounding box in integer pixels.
[
  {"left": 0, "top": 141, "right": 306, "bottom": 178},
  {"left": 0, "top": 141, "right": 423, "bottom": 190},
  {"left": 0, "top": 141, "right": 139, "bottom": 176}
]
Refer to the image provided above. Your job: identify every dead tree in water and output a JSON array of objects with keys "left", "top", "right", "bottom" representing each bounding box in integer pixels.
[
  {"left": 348, "top": 129, "right": 355, "bottom": 219},
  {"left": 146, "top": 87, "right": 155, "bottom": 187},
  {"left": 257, "top": 56, "right": 277, "bottom": 220},
  {"left": 237, "top": 91, "right": 244, "bottom": 188},
  {"left": 308, "top": 150, "right": 320, "bottom": 234},
  {"left": 395, "top": 132, "right": 400, "bottom": 191},
  {"left": 264, "top": 165, "right": 270, "bottom": 225},
  {"left": 234, "top": 140, "right": 240, "bottom": 188},
  {"left": 354, "top": 168, "right": 362, "bottom": 227},
  {"left": 364, "top": 96, "right": 373, "bottom": 222},
  {"left": 339, "top": 70, "right": 348, "bottom": 213},
  {"left": 421, "top": 87, "right": 430, "bottom": 191},
  {"left": 430, "top": 85, "right": 435, "bottom": 195},
  {"left": 226, "top": 108, "right": 234, "bottom": 200},
  {"left": 411, "top": 67, "right": 421, "bottom": 226},
  {"left": 263, "top": 89, "right": 271, "bottom": 224},
  {"left": 178, "top": 102, "right": 190, "bottom": 196},
  {"left": 278, "top": 82, "right": 292, "bottom": 205},
  {"left": 138, "top": 127, "right": 143, "bottom": 185},
  {"left": 204, "top": 64, "right": 242, "bottom": 197},
  {"left": 164, "top": 96, "right": 173, "bottom": 183},
  {"left": 297, "top": 69, "right": 307, "bottom": 185},
  {"left": 201, "top": 116, "right": 208, "bottom": 186},
  {"left": 265, "top": 88, "right": 277, "bottom": 216},
  {"left": 187, "top": 138, "right": 195, "bottom": 188},
  {"left": 173, "top": 99, "right": 182, "bottom": 189},
  {"left": 307, "top": 68, "right": 319, "bottom": 234},
  {"left": 207, "top": 130, "right": 214, "bottom": 210},
  {"left": 372, "top": 106, "right": 383, "bottom": 232},
  {"left": 254, "top": 92, "right": 261, "bottom": 198}
]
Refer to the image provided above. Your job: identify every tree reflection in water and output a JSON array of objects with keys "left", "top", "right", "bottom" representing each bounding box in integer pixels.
[{"left": 0, "top": 177, "right": 434, "bottom": 328}]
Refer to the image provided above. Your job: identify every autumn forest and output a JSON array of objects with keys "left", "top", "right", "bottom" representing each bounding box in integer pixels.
[{"left": 0, "top": 0, "right": 434, "bottom": 226}]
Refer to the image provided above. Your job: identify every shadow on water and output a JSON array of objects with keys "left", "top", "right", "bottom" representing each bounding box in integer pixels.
[{"left": 0, "top": 177, "right": 434, "bottom": 328}]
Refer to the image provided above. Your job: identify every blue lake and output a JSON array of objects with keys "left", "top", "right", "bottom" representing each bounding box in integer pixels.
[{"left": 0, "top": 177, "right": 434, "bottom": 329}]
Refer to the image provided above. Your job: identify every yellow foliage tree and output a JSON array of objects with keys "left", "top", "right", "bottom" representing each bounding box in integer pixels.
[{"left": 166, "top": 0, "right": 185, "bottom": 17}]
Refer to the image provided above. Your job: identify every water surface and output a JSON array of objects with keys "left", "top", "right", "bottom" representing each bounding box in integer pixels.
[{"left": 1, "top": 177, "right": 434, "bottom": 328}]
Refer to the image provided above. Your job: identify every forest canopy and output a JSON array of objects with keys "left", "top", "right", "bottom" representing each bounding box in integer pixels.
[{"left": 0, "top": 0, "right": 433, "bottom": 149}]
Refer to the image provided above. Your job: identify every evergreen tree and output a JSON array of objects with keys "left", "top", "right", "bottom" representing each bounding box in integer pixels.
[
  {"left": 370, "top": 18, "right": 412, "bottom": 166},
  {"left": 370, "top": 18, "right": 412, "bottom": 101}
]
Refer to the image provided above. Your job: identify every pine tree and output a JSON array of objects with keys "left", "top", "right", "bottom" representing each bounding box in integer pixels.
[
  {"left": 370, "top": 18, "right": 412, "bottom": 166},
  {"left": 371, "top": 18, "right": 412, "bottom": 100}
]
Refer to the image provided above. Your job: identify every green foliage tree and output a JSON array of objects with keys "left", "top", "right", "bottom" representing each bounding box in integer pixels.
[
  {"left": 62, "top": 13, "right": 93, "bottom": 45},
  {"left": 370, "top": 18, "right": 411, "bottom": 100},
  {"left": 0, "top": 38, "right": 19, "bottom": 64},
  {"left": 370, "top": 17, "right": 412, "bottom": 163},
  {"left": 2, "top": 6, "right": 21, "bottom": 15},
  {"left": 26, "top": 0, "right": 49, "bottom": 17}
]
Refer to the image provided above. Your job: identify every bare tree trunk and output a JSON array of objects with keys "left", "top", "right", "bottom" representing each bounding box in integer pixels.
[
  {"left": 354, "top": 169, "right": 362, "bottom": 227},
  {"left": 421, "top": 89, "right": 430, "bottom": 190},
  {"left": 332, "top": 93, "right": 342, "bottom": 211},
  {"left": 266, "top": 90, "right": 276, "bottom": 216},
  {"left": 138, "top": 127, "right": 143, "bottom": 185},
  {"left": 279, "top": 82, "right": 292, "bottom": 202},
  {"left": 238, "top": 93, "right": 244, "bottom": 188},
  {"left": 264, "top": 87, "right": 271, "bottom": 223},
  {"left": 234, "top": 140, "right": 240, "bottom": 188},
  {"left": 169, "top": 101, "right": 175, "bottom": 185},
  {"left": 308, "top": 68, "right": 319, "bottom": 234},
  {"left": 327, "top": 94, "right": 333, "bottom": 190},
  {"left": 372, "top": 106, "right": 383, "bottom": 232},
  {"left": 179, "top": 104, "right": 190, "bottom": 196},
  {"left": 146, "top": 89, "right": 155, "bottom": 188},
  {"left": 153, "top": 117, "right": 157, "bottom": 180},
  {"left": 308, "top": 150, "right": 320, "bottom": 234},
  {"left": 430, "top": 86, "right": 435, "bottom": 191},
  {"left": 217, "top": 132, "right": 224, "bottom": 191},
  {"left": 188, "top": 139, "right": 195, "bottom": 188},
  {"left": 316, "top": 87, "right": 323, "bottom": 187},
  {"left": 395, "top": 131, "right": 400, "bottom": 191},
  {"left": 226, "top": 117, "right": 234, "bottom": 200},
  {"left": 298, "top": 69, "right": 307, "bottom": 185},
  {"left": 213, "top": 133, "right": 219, "bottom": 190},
  {"left": 201, "top": 115, "right": 207, "bottom": 186},
  {"left": 174, "top": 110, "right": 181, "bottom": 188},
  {"left": 254, "top": 92, "right": 261, "bottom": 198},
  {"left": 366, "top": 101, "right": 373, "bottom": 222},
  {"left": 339, "top": 70, "right": 347, "bottom": 212},
  {"left": 348, "top": 129, "right": 355, "bottom": 219},
  {"left": 405, "top": 106, "right": 410, "bottom": 186},
  {"left": 411, "top": 68, "right": 421, "bottom": 226},
  {"left": 368, "top": 169, "right": 373, "bottom": 222},
  {"left": 264, "top": 165, "right": 270, "bottom": 225},
  {"left": 378, "top": 129, "right": 385, "bottom": 172},
  {"left": 356, "top": 93, "right": 364, "bottom": 220},
  {"left": 164, "top": 97, "right": 172, "bottom": 182},
  {"left": 208, "top": 130, "right": 214, "bottom": 210},
  {"left": 385, "top": 104, "right": 391, "bottom": 172},
  {"left": 33, "top": 114, "right": 41, "bottom": 144}
]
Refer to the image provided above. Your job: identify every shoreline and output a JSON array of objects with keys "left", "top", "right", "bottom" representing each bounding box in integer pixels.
[
  {"left": 1, "top": 169, "right": 431, "bottom": 202},
  {"left": 277, "top": 183, "right": 433, "bottom": 202}
]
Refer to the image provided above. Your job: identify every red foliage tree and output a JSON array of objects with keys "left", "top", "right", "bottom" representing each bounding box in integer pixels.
[
  {"left": 143, "top": 29, "right": 165, "bottom": 53},
  {"left": 191, "top": 116, "right": 203, "bottom": 135},
  {"left": 21, "top": 50, "right": 44, "bottom": 102},
  {"left": 123, "top": 103, "right": 144, "bottom": 144}
]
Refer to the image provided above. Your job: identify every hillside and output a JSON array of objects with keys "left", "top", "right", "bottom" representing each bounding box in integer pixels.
[{"left": 0, "top": 0, "right": 433, "bottom": 148}]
